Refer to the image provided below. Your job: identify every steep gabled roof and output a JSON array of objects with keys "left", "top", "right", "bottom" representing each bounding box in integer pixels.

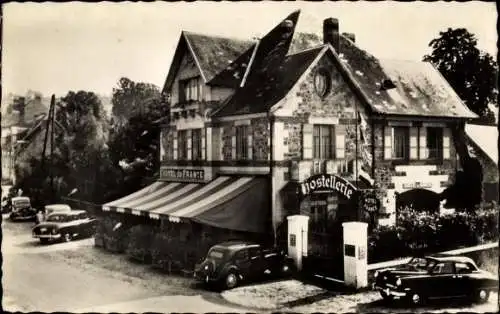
[
  {"left": 213, "top": 46, "right": 324, "bottom": 117},
  {"left": 465, "top": 124, "right": 498, "bottom": 165},
  {"left": 162, "top": 32, "right": 253, "bottom": 93}
]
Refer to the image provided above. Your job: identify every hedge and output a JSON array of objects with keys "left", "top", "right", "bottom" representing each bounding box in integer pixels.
[
  {"left": 368, "top": 207, "right": 499, "bottom": 263},
  {"left": 95, "top": 215, "right": 133, "bottom": 253},
  {"left": 125, "top": 224, "right": 157, "bottom": 263}
]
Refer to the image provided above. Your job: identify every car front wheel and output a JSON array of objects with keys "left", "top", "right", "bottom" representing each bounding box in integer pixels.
[
  {"left": 63, "top": 233, "right": 72, "bottom": 242},
  {"left": 224, "top": 272, "right": 239, "bottom": 290},
  {"left": 380, "top": 291, "right": 393, "bottom": 303},
  {"left": 475, "top": 289, "right": 490, "bottom": 303},
  {"left": 40, "top": 238, "right": 49, "bottom": 244},
  {"left": 408, "top": 292, "right": 423, "bottom": 306}
]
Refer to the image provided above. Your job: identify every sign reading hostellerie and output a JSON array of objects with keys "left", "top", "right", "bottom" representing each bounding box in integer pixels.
[
  {"left": 160, "top": 168, "right": 205, "bottom": 183},
  {"left": 300, "top": 174, "right": 357, "bottom": 200}
]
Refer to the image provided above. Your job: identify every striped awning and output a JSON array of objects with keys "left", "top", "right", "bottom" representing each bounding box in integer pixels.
[{"left": 102, "top": 176, "right": 270, "bottom": 233}]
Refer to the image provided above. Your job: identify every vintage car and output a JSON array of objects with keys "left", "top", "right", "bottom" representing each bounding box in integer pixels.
[
  {"left": 9, "top": 196, "right": 37, "bottom": 221},
  {"left": 194, "top": 241, "right": 295, "bottom": 290},
  {"left": 373, "top": 255, "right": 498, "bottom": 305},
  {"left": 32, "top": 210, "right": 98, "bottom": 244}
]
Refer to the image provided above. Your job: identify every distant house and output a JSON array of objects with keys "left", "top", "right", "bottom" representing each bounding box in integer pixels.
[
  {"left": 2, "top": 94, "right": 48, "bottom": 185},
  {"left": 1, "top": 94, "right": 64, "bottom": 186}
]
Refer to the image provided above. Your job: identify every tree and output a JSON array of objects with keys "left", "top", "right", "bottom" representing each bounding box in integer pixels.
[
  {"left": 55, "top": 91, "right": 111, "bottom": 202},
  {"left": 108, "top": 78, "right": 168, "bottom": 196},
  {"left": 111, "top": 77, "right": 162, "bottom": 124},
  {"left": 423, "top": 28, "right": 498, "bottom": 118}
]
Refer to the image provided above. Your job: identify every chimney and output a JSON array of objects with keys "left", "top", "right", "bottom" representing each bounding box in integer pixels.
[
  {"left": 323, "top": 18, "right": 340, "bottom": 52},
  {"left": 342, "top": 32, "right": 355, "bottom": 43}
]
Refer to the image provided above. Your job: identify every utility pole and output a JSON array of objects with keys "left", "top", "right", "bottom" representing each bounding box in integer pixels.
[
  {"left": 50, "top": 95, "right": 55, "bottom": 203},
  {"left": 41, "top": 95, "right": 56, "bottom": 204}
]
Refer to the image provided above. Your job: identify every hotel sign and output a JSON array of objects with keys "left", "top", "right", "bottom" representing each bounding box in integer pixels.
[
  {"left": 300, "top": 174, "right": 357, "bottom": 200},
  {"left": 160, "top": 167, "right": 206, "bottom": 183},
  {"left": 402, "top": 182, "right": 433, "bottom": 189}
]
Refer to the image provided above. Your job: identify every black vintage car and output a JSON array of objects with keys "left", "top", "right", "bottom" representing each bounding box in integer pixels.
[
  {"left": 32, "top": 210, "right": 98, "bottom": 244},
  {"left": 9, "top": 196, "right": 37, "bottom": 221},
  {"left": 194, "top": 241, "right": 295, "bottom": 290},
  {"left": 373, "top": 255, "right": 498, "bottom": 305}
]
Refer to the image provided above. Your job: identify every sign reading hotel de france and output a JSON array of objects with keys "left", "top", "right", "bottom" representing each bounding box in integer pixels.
[
  {"left": 300, "top": 174, "right": 357, "bottom": 200},
  {"left": 160, "top": 167, "right": 206, "bottom": 183}
]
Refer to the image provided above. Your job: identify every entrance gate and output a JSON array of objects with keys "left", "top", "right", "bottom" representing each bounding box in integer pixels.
[{"left": 297, "top": 174, "right": 359, "bottom": 282}]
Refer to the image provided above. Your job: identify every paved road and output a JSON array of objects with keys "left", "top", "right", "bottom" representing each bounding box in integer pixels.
[{"left": 1, "top": 217, "right": 246, "bottom": 313}]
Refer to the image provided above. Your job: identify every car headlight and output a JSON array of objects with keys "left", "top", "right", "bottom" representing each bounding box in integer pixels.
[
  {"left": 51, "top": 229, "right": 58, "bottom": 234},
  {"left": 374, "top": 271, "right": 379, "bottom": 278},
  {"left": 396, "top": 278, "right": 402, "bottom": 286}
]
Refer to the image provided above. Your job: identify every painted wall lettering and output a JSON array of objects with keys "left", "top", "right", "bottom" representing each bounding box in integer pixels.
[
  {"left": 300, "top": 174, "right": 357, "bottom": 200},
  {"left": 160, "top": 167, "right": 205, "bottom": 183}
]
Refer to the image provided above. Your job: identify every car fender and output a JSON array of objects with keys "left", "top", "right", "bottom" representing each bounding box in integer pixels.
[{"left": 222, "top": 264, "right": 242, "bottom": 280}]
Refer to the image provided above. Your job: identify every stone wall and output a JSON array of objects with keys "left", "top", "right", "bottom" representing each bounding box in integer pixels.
[
  {"left": 220, "top": 118, "right": 270, "bottom": 161},
  {"left": 372, "top": 122, "right": 459, "bottom": 224},
  {"left": 278, "top": 53, "right": 371, "bottom": 166}
]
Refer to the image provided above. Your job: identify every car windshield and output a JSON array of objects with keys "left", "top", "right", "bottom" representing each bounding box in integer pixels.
[
  {"left": 207, "top": 248, "right": 226, "bottom": 260},
  {"left": 13, "top": 200, "right": 30, "bottom": 209},
  {"left": 407, "top": 257, "right": 437, "bottom": 271},
  {"left": 46, "top": 214, "right": 70, "bottom": 222}
]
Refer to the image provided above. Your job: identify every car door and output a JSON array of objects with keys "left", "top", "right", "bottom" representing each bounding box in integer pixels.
[
  {"left": 430, "top": 262, "right": 461, "bottom": 298},
  {"left": 453, "top": 262, "right": 474, "bottom": 297},
  {"left": 233, "top": 249, "right": 252, "bottom": 279},
  {"left": 248, "top": 247, "right": 265, "bottom": 277}
]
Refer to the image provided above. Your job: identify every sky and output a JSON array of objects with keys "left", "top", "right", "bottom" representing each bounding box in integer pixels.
[{"left": 2, "top": 1, "right": 497, "bottom": 98}]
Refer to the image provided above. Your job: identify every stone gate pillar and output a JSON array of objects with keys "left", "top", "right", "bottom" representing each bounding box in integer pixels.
[
  {"left": 342, "top": 221, "right": 368, "bottom": 289},
  {"left": 287, "top": 215, "right": 309, "bottom": 271}
]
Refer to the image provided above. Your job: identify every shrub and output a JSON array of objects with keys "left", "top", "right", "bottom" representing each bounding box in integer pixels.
[
  {"left": 368, "top": 207, "right": 499, "bottom": 263},
  {"left": 125, "top": 224, "right": 157, "bottom": 263}
]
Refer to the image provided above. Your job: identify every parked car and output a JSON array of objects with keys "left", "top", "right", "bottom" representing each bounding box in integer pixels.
[
  {"left": 373, "top": 254, "right": 498, "bottom": 305},
  {"left": 194, "top": 241, "right": 295, "bottom": 290},
  {"left": 32, "top": 210, "right": 98, "bottom": 244},
  {"left": 9, "top": 196, "right": 37, "bottom": 221}
]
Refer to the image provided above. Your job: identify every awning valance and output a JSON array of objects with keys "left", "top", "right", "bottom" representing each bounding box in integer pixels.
[{"left": 102, "top": 176, "right": 270, "bottom": 233}]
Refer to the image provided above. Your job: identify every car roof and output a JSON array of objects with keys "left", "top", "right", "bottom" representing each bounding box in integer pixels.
[
  {"left": 427, "top": 254, "right": 476, "bottom": 264},
  {"left": 45, "top": 204, "right": 71, "bottom": 210},
  {"left": 12, "top": 196, "right": 30, "bottom": 201},
  {"left": 48, "top": 210, "right": 87, "bottom": 216},
  {"left": 212, "top": 241, "right": 260, "bottom": 250}
]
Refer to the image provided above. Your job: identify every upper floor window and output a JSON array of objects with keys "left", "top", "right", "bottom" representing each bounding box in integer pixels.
[
  {"left": 393, "top": 127, "right": 409, "bottom": 160},
  {"left": 313, "top": 125, "right": 334, "bottom": 159},
  {"left": 191, "top": 129, "right": 202, "bottom": 161},
  {"left": 427, "top": 127, "right": 443, "bottom": 159},
  {"left": 179, "top": 76, "right": 201, "bottom": 102},
  {"left": 235, "top": 125, "right": 249, "bottom": 160},
  {"left": 178, "top": 130, "right": 188, "bottom": 160}
]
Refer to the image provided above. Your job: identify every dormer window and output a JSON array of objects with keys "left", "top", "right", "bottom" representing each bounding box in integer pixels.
[
  {"left": 314, "top": 69, "right": 331, "bottom": 98},
  {"left": 179, "top": 76, "right": 201, "bottom": 102},
  {"left": 380, "top": 79, "right": 396, "bottom": 91}
]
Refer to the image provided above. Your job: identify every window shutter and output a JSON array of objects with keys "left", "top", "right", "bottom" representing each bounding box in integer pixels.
[
  {"left": 248, "top": 133, "right": 253, "bottom": 160},
  {"left": 443, "top": 128, "right": 451, "bottom": 159},
  {"left": 409, "top": 127, "right": 418, "bottom": 160},
  {"left": 419, "top": 127, "right": 428, "bottom": 159},
  {"left": 206, "top": 127, "right": 212, "bottom": 161},
  {"left": 187, "top": 130, "right": 192, "bottom": 161},
  {"left": 335, "top": 125, "right": 346, "bottom": 159},
  {"left": 302, "top": 124, "right": 313, "bottom": 159},
  {"left": 173, "top": 131, "right": 178, "bottom": 160},
  {"left": 384, "top": 126, "right": 392, "bottom": 159},
  {"left": 201, "top": 130, "right": 206, "bottom": 160},
  {"left": 159, "top": 131, "right": 165, "bottom": 161},
  {"left": 232, "top": 135, "right": 236, "bottom": 160}
]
